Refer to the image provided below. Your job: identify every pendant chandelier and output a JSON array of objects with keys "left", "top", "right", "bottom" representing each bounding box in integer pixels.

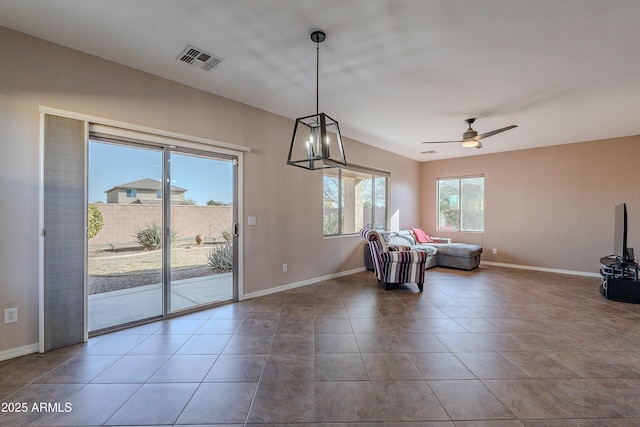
[{"left": 287, "top": 31, "right": 347, "bottom": 170}]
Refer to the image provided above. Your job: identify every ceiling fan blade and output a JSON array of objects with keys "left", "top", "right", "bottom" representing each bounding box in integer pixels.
[
  {"left": 421, "top": 140, "right": 462, "bottom": 144},
  {"left": 477, "top": 125, "right": 517, "bottom": 140}
]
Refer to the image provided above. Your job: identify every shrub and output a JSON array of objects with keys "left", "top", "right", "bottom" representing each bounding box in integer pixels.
[
  {"left": 87, "top": 204, "right": 103, "bottom": 239},
  {"left": 207, "top": 242, "right": 233, "bottom": 273},
  {"left": 134, "top": 223, "right": 177, "bottom": 250}
]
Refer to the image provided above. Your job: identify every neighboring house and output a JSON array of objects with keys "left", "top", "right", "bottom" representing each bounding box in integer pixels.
[{"left": 105, "top": 178, "right": 188, "bottom": 204}]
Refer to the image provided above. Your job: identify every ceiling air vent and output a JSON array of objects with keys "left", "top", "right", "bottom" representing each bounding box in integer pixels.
[{"left": 177, "top": 45, "right": 224, "bottom": 71}]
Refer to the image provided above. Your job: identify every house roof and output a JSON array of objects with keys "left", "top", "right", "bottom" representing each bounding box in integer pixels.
[
  {"left": 105, "top": 178, "right": 187, "bottom": 193},
  {"left": 1, "top": 1, "right": 640, "bottom": 161}
]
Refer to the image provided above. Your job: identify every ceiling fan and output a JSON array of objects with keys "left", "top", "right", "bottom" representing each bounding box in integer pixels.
[{"left": 422, "top": 118, "right": 517, "bottom": 149}]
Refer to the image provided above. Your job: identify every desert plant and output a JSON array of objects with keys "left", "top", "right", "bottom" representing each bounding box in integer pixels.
[
  {"left": 87, "top": 203, "right": 104, "bottom": 239},
  {"left": 206, "top": 242, "right": 233, "bottom": 273},
  {"left": 134, "top": 223, "right": 177, "bottom": 250},
  {"left": 221, "top": 229, "right": 232, "bottom": 243}
]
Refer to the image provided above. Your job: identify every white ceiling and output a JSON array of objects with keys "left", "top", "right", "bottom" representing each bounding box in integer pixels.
[{"left": 1, "top": 0, "right": 639, "bottom": 161}]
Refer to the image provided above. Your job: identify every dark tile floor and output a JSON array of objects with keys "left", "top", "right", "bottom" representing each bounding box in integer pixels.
[{"left": 2, "top": 266, "right": 640, "bottom": 426}]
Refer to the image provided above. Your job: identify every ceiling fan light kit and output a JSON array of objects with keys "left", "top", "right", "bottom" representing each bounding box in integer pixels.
[
  {"left": 461, "top": 139, "right": 481, "bottom": 149},
  {"left": 423, "top": 118, "right": 517, "bottom": 150},
  {"left": 287, "top": 31, "right": 347, "bottom": 170}
]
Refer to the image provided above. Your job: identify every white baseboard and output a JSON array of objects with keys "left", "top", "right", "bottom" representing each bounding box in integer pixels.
[
  {"left": 0, "top": 343, "right": 39, "bottom": 362},
  {"left": 481, "top": 261, "right": 601, "bottom": 278},
  {"left": 242, "top": 267, "right": 367, "bottom": 300}
]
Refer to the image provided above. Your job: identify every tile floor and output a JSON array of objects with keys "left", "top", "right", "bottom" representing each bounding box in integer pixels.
[{"left": 2, "top": 265, "right": 640, "bottom": 426}]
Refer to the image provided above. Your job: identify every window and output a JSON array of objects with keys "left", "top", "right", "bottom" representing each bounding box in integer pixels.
[
  {"left": 323, "top": 166, "right": 388, "bottom": 236},
  {"left": 126, "top": 188, "right": 136, "bottom": 198},
  {"left": 437, "top": 176, "right": 484, "bottom": 232}
]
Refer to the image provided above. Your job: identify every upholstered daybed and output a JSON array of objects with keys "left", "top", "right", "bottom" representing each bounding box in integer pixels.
[{"left": 364, "top": 229, "right": 482, "bottom": 271}]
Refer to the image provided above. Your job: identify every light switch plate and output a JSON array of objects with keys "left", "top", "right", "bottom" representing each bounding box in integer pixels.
[{"left": 248, "top": 216, "right": 257, "bottom": 226}]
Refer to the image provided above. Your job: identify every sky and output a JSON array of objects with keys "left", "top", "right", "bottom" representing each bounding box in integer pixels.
[{"left": 88, "top": 141, "right": 233, "bottom": 205}]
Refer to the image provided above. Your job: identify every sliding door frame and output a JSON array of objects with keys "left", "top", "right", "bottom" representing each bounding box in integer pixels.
[
  {"left": 164, "top": 146, "right": 240, "bottom": 314},
  {"left": 39, "top": 107, "right": 249, "bottom": 349}
]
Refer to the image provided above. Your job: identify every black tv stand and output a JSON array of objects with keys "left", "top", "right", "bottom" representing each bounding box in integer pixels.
[{"left": 600, "top": 255, "right": 640, "bottom": 303}]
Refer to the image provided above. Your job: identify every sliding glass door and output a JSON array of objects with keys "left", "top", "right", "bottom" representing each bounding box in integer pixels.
[
  {"left": 87, "top": 140, "right": 237, "bottom": 333},
  {"left": 168, "top": 151, "right": 235, "bottom": 313},
  {"left": 87, "top": 141, "right": 164, "bottom": 331}
]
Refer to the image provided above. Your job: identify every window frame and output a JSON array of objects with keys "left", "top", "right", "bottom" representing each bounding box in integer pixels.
[
  {"left": 323, "top": 165, "right": 389, "bottom": 237},
  {"left": 436, "top": 175, "right": 485, "bottom": 232}
]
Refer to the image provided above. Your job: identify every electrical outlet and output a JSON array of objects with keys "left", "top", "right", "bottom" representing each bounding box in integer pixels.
[
  {"left": 4, "top": 308, "right": 17, "bottom": 324},
  {"left": 492, "top": 248, "right": 498, "bottom": 254},
  {"left": 282, "top": 263, "right": 288, "bottom": 272}
]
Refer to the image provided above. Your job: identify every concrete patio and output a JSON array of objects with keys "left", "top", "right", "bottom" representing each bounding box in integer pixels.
[{"left": 88, "top": 273, "right": 233, "bottom": 331}]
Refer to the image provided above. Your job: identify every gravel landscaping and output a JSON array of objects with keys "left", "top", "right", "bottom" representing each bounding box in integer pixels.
[
  {"left": 88, "top": 265, "right": 214, "bottom": 294},
  {"left": 88, "top": 244, "right": 227, "bottom": 294}
]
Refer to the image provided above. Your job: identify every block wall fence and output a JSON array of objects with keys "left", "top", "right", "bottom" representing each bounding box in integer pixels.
[{"left": 89, "top": 203, "right": 233, "bottom": 248}]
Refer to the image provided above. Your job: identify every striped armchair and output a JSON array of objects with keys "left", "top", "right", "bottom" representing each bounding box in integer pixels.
[{"left": 360, "top": 228, "right": 428, "bottom": 292}]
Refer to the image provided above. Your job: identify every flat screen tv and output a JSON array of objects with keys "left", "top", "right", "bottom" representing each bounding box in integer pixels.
[{"left": 614, "top": 203, "right": 628, "bottom": 265}]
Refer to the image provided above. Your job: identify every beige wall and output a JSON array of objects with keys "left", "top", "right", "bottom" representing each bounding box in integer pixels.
[
  {"left": 0, "top": 27, "right": 420, "bottom": 353},
  {"left": 419, "top": 135, "right": 640, "bottom": 273}
]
